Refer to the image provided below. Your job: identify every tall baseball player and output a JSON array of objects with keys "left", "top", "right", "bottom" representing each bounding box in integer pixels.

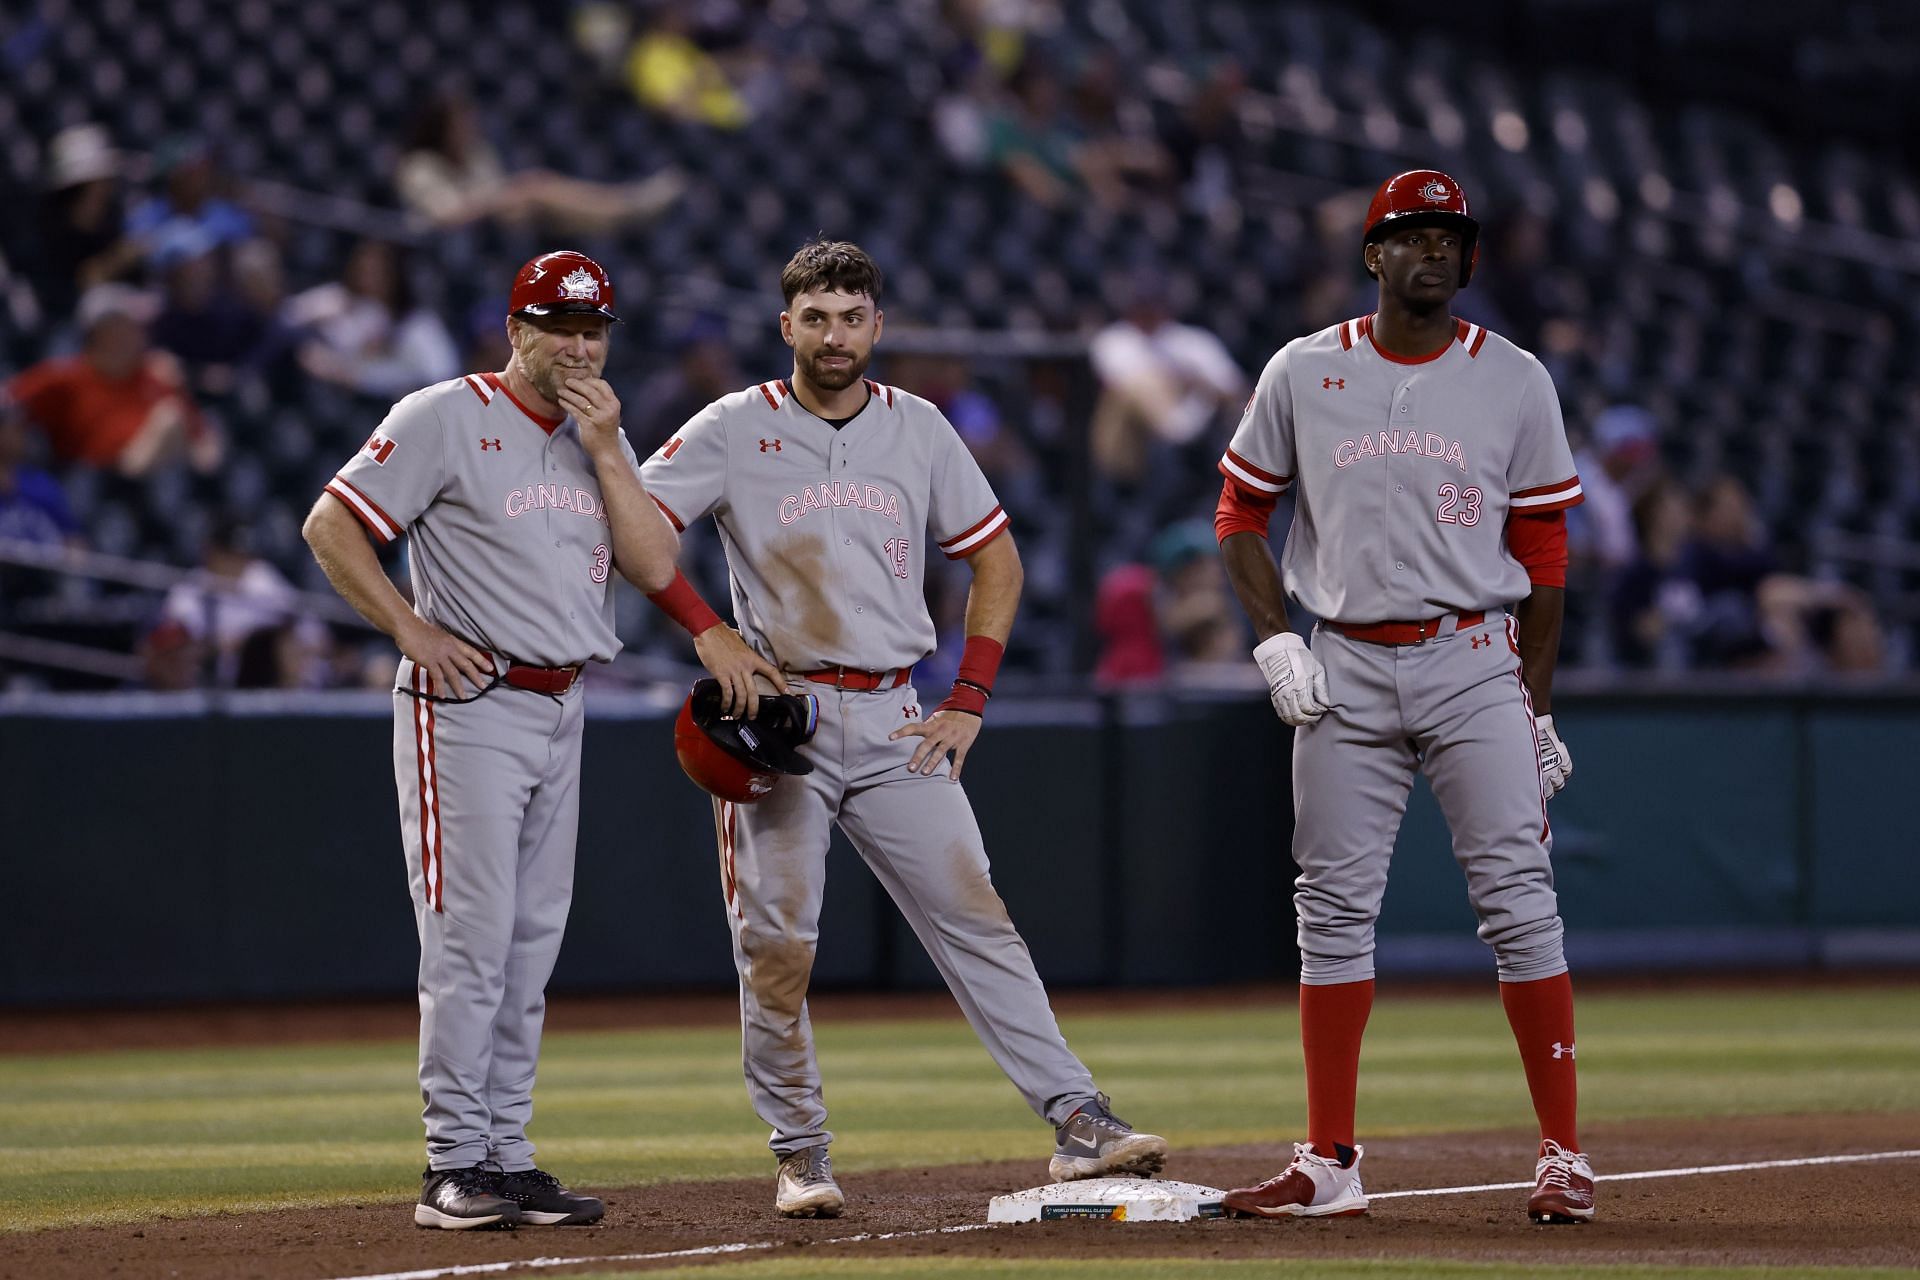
[
  {"left": 303, "top": 251, "right": 679, "bottom": 1229},
  {"left": 639, "top": 240, "right": 1167, "bottom": 1218},
  {"left": 1213, "top": 172, "right": 1593, "bottom": 1224}
]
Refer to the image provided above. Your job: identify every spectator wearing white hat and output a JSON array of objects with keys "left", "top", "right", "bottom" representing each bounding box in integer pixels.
[{"left": 32, "top": 125, "right": 146, "bottom": 327}]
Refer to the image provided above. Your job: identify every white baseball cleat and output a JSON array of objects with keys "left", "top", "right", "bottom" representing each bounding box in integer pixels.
[
  {"left": 775, "top": 1146, "right": 845, "bottom": 1218},
  {"left": 1222, "top": 1143, "right": 1369, "bottom": 1218}
]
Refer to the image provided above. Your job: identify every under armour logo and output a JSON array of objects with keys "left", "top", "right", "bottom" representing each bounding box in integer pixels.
[
  {"left": 1322, "top": 377, "right": 1346, "bottom": 390},
  {"left": 760, "top": 438, "right": 782, "bottom": 452},
  {"left": 480, "top": 438, "right": 502, "bottom": 451},
  {"left": 902, "top": 704, "right": 919, "bottom": 719},
  {"left": 1470, "top": 633, "right": 1490, "bottom": 649},
  {"left": 1552, "top": 1041, "right": 1575, "bottom": 1060}
]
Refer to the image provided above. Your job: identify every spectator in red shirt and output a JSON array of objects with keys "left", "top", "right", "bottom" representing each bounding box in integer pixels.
[{"left": 6, "top": 285, "right": 221, "bottom": 476}]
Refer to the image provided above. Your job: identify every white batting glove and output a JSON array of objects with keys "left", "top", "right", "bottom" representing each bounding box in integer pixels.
[
  {"left": 1535, "top": 713, "right": 1572, "bottom": 799},
  {"left": 1253, "top": 632, "right": 1329, "bottom": 726}
]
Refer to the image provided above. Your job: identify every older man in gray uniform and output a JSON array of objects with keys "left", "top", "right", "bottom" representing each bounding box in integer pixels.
[
  {"left": 640, "top": 240, "right": 1166, "bottom": 1218},
  {"left": 1215, "top": 172, "right": 1593, "bottom": 1225},
  {"left": 304, "top": 250, "right": 679, "bottom": 1229}
]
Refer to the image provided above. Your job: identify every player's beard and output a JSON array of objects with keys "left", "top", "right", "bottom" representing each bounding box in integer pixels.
[{"left": 801, "top": 346, "right": 869, "bottom": 391}]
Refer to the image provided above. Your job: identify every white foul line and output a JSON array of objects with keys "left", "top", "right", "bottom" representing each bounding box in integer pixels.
[
  {"left": 326, "top": 1149, "right": 1920, "bottom": 1280},
  {"left": 1369, "top": 1147, "right": 1920, "bottom": 1199}
]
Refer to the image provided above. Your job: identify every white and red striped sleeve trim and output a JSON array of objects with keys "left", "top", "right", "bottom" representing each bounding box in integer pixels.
[
  {"left": 1218, "top": 447, "right": 1292, "bottom": 495},
  {"left": 652, "top": 494, "right": 686, "bottom": 532},
  {"left": 463, "top": 373, "right": 495, "bottom": 404},
  {"left": 940, "top": 505, "right": 1010, "bottom": 559},
  {"left": 1510, "top": 475, "right": 1584, "bottom": 512},
  {"left": 757, "top": 380, "right": 791, "bottom": 409},
  {"left": 1455, "top": 319, "right": 1490, "bottom": 357},
  {"left": 325, "top": 475, "right": 403, "bottom": 543},
  {"left": 1338, "top": 318, "right": 1361, "bottom": 351},
  {"left": 863, "top": 378, "right": 896, "bottom": 407}
]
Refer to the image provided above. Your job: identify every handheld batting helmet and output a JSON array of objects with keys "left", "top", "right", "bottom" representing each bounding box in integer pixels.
[
  {"left": 1362, "top": 170, "right": 1480, "bottom": 287},
  {"left": 673, "top": 679, "right": 819, "bottom": 803},
  {"left": 509, "top": 250, "right": 619, "bottom": 322}
]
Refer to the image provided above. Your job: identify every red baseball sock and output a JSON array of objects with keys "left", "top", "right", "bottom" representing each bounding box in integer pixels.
[
  {"left": 1301, "top": 979, "right": 1374, "bottom": 1159},
  {"left": 1500, "top": 971, "right": 1580, "bottom": 1151}
]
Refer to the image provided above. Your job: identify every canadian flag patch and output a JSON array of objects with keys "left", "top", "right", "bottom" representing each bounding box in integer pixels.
[{"left": 364, "top": 433, "right": 397, "bottom": 465}]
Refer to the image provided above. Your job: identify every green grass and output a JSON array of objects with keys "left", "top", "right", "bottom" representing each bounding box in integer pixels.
[
  {"left": 2, "top": 987, "right": 1916, "bottom": 1232},
  {"left": 605, "top": 1263, "right": 1920, "bottom": 1280}
]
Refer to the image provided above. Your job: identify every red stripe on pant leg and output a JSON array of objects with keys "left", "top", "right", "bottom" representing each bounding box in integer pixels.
[
  {"left": 1301, "top": 979, "right": 1374, "bottom": 1156},
  {"left": 724, "top": 802, "right": 741, "bottom": 921},
  {"left": 1509, "top": 616, "right": 1549, "bottom": 841},
  {"left": 413, "top": 667, "right": 431, "bottom": 909},
  {"left": 1501, "top": 972, "right": 1579, "bottom": 1151},
  {"left": 425, "top": 678, "right": 443, "bottom": 913}
]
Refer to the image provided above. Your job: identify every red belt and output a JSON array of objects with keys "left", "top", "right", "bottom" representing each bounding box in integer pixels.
[
  {"left": 802, "top": 665, "right": 911, "bottom": 691},
  {"left": 503, "top": 662, "right": 584, "bottom": 695},
  {"left": 1329, "top": 610, "right": 1486, "bottom": 646}
]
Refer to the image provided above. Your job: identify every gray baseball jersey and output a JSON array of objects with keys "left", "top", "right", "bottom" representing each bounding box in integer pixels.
[
  {"left": 642, "top": 378, "right": 1108, "bottom": 1159},
  {"left": 639, "top": 377, "right": 1007, "bottom": 672},
  {"left": 328, "top": 370, "right": 642, "bottom": 668},
  {"left": 1221, "top": 316, "right": 1582, "bottom": 624},
  {"left": 1223, "top": 316, "right": 1582, "bottom": 986},
  {"left": 327, "top": 369, "right": 640, "bottom": 1172}
]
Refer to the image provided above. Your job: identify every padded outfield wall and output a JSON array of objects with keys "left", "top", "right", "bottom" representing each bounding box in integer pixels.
[{"left": 3, "top": 688, "right": 1915, "bottom": 1005}]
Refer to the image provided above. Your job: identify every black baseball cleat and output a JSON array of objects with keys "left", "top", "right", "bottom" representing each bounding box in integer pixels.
[
  {"left": 496, "top": 1167, "right": 606, "bottom": 1225},
  {"left": 414, "top": 1166, "right": 521, "bottom": 1230}
]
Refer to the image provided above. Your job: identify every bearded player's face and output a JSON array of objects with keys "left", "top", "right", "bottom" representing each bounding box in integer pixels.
[
  {"left": 510, "top": 313, "right": 611, "bottom": 402},
  {"left": 783, "top": 290, "right": 882, "bottom": 393}
]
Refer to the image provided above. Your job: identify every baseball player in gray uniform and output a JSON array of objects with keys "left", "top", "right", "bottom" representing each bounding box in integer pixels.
[
  {"left": 304, "top": 250, "right": 680, "bottom": 1230},
  {"left": 639, "top": 240, "right": 1166, "bottom": 1218},
  {"left": 1213, "top": 172, "right": 1593, "bottom": 1224}
]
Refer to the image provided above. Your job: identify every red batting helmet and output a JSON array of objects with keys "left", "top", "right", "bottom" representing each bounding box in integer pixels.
[
  {"left": 1362, "top": 169, "right": 1480, "bottom": 287},
  {"left": 509, "top": 250, "right": 619, "bottom": 322},
  {"left": 673, "top": 679, "right": 819, "bottom": 804}
]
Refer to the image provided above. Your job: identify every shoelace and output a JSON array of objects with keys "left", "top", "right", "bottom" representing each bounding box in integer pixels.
[
  {"left": 1537, "top": 1156, "right": 1580, "bottom": 1192},
  {"left": 786, "top": 1152, "right": 833, "bottom": 1186},
  {"left": 507, "top": 1169, "right": 560, "bottom": 1192}
]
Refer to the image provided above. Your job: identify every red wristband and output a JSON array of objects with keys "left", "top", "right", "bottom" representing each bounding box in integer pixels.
[
  {"left": 955, "top": 634, "right": 1004, "bottom": 692},
  {"left": 646, "top": 568, "right": 723, "bottom": 637},
  {"left": 937, "top": 635, "right": 1004, "bottom": 716}
]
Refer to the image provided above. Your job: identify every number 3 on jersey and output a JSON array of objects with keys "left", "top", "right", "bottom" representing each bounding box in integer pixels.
[
  {"left": 1436, "top": 484, "right": 1482, "bottom": 527},
  {"left": 589, "top": 543, "right": 611, "bottom": 583}
]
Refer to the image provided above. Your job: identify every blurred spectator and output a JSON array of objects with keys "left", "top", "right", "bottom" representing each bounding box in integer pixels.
[
  {"left": 1160, "top": 61, "right": 1249, "bottom": 221},
  {"left": 1684, "top": 474, "right": 1780, "bottom": 669},
  {"left": 1611, "top": 480, "right": 1699, "bottom": 670},
  {"left": 1148, "top": 519, "right": 1246, "bottom": 676},
  {"left": 155, "top": 515, "right": 322, "bottom": 687},
  {"left": 1094, "top": 562, "right": 1164, "bottom": 685},
  {"left": 985, "top": 53, "right": 1169, "bottom": 210},
  {"left": 1570, "top": 404, "right": 1663, "bottom": 575},
  {"left": 1088, "top": 273, "right": 1246, "bottom": 484},
  {"left": 283, "top": 239, "right": 459, "bottom": 400},
  {"left": 394, "top": 91, "right": 684, "bottom": 233},
  {"left": 0, "top": 400, "right": 82, "bottom": 551},
  {"left": 459, "top": 296, "right": 514, "bottom": 379},
  {"left": 149, "top": 242, "right": 295, "bottom": 398},
  {"left": 630, "top": 313, "right": 742, "bottom": 451},
  {"left": 888, "top": 352, "right": 1041, "bottom": 507},
  {"left": 6, "top": 285, "right": 221, "bottom": 476},
  {"left": 137, "top": 617, "right": 203, "bottom": 691},
  {"left": 621, "top": 8, "right": 752, "bottom": 128},
  {"left": 31, "top": 124, "right": 145, "bottom": 328},
  {"left": 125, "top": 137, "right": 255, "bottom": 270}
]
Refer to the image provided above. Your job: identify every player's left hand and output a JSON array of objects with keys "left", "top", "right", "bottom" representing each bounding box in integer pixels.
[
  {"left": 890, "top": 710, "right": 981, "bottom": 781},
  {"left": 1535, "top": 713, "right": 1572, "bottom": 799},
  {"left": 558, "top": 375, "right": 623, "bottom": 457}
]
